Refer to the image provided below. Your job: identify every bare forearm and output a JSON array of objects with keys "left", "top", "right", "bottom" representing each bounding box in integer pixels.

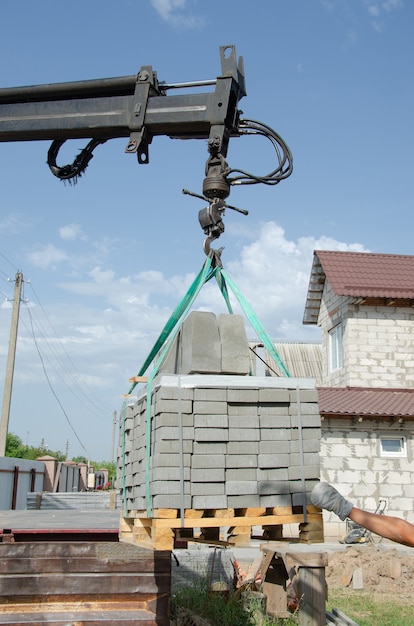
[{"left": 349, "top": 508, "right": 414, "bottom": 547}]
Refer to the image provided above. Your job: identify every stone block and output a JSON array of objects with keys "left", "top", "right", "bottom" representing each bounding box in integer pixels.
[
  {"left": 288, "top": 465, "right": 320, "bottom": 480},
  {"left": 226, "top": 481, "right": 258, "bottom": 495},
  {"left": 153, "top": 413, "right": 194, "bottom": 427},
  {"left": 228, "top": 404, "right": 259, "bottom": 417},
  {"left": 194, "top": 387, "right": 227, "bottom": 402},
  {"left": 152, "top": 439, "right": 193, "bottom": 454},
  {"left": 194, "top": 414, "right": 228, "bottom": 428},
  {"left": 290, "top": 414, "right": 321, "bottom": 428},
  {"left": 154, "top": 399, "right": 193, "bottom": 415},
  {"left": 289, "top": 401, "right": 320, "bottom": 415},
  {"left": 152, "top": 453, "right": 192, "bottom": 467},
  {"left": 289, "top": 452, "right": 320, "bottom": 467},
  {"left": 229, "top": 415, "right": 259, "bottom": 429},
  {"left": 152, "top": 426, "right": 195, "bottom": 441},
  {"left": 229, "top": 428, "right": 260, "bottom": 442},
  {"left": 226, "top": 454, "right": 257, "bottom": 469},
  {"left": 227, "top": 494, "right": 260, "bottom": 507},
  {"left": 191, "top": 454, "right": 226, "bottom": 469},
  {"left": 288, "top": 389, "right": 318, "bottom": 403},
  {"left": 181, "top": 311, "right": 222, "bottom": 374},
  {"left": 154, "top": 386, "right": 194, "bottom": 401},
  {"left": 258, "top": 481, "right": 291, "bottom": 495},
  {"left": 151, "top": 480, "right": 191, "bottom": 495},
  {"left": 258, "top": 388, "right": 290, "bottom": 403},
  {"left": 190, "top": 482, "right": 226, "bottom": 496},
  {"left": 259, "top": 428, "right": 291, "bottom": 441},
  {"left": 194, "top": 427, "right": 229, "bottom": 442},
  {"left": 257, "top": 467, "right": 289, "bottom": 482},
  {"left": 192, "top": 468, "right": 225, "bottom": 482},
  {"left": 259, "top": 440, "right": 291, "bottom": 455},
  {"left": 257, "top": 402, "right": 289, "bottom": 418},
  {"left": 152, "top": 466, "right": 191, "bottom": 481},
  {"left": 153, "top": 494, "right": 192, "bottom": 508},
  {"left": 227, "top": 441, "right": 259, "bottom": 455},
  {"left": 226, "top": 467, "right": 257, "bottom": 481},
  {"left": 291, "top": 427, "right": 321, "bottom": 440},
  {"left": 259, "top": 493, "right": 292, "bottom": 507},
  {"left": 290, "top": 439, "right": 321, "bottom": 453},
  {"left": 193, "top": 442, "right": 227, "bottom": 455},
  {"left": 258, "top": 412, "right": 291, "bottom": 426},
  {"left": 227, "top": 388, "right": 259, "bottom": 403},
  {"left": 218, "top": 314, "right": 251, "bottom": 375},
  {"left": 192, "top": 495, "right": 228, "bottom": 509},
  {"left": 258, "top": 453, "right": 290, "bottom": 468},
  {"left": 193, "top": 400, "right": 228, "bottom": 415}
]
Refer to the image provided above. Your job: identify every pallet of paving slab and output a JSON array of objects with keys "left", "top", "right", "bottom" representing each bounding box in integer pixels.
[{"left": 119, "top": 506, "right": 324, "bottom": 550}]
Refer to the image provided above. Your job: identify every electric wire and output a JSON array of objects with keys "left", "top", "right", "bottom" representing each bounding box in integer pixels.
[
  {"left": 25, "top": 305, "right": 90, "bottom": 458},
  {"left": 26, "top": 282, "right": 110, "bottom": 418},
  {"left": 19, "top": 307, "right": 108, "bottom": 422}
]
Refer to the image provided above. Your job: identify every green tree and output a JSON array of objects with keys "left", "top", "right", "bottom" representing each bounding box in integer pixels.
[{"left": 6, "top": 433, "right": 65, "bottom": 461}]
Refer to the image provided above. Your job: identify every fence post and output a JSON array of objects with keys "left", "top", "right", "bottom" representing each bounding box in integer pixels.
[{"left": 11, "top": 465, "right": 19, "bottom": 510}]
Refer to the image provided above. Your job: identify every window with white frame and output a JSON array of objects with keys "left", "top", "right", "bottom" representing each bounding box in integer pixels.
[
  {"left": 329, "top": 324, "right": 343, "bottom": 371},
  {"left": 380, "top": 436, "right": 407, "bottom": 458}
]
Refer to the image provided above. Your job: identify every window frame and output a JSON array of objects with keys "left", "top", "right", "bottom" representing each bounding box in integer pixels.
[
  {"left": 328, "top": 323, "right": 343, "bottom": 372},
  {"left": 379, "top": 435, "right": 407, "bottom": 458}
]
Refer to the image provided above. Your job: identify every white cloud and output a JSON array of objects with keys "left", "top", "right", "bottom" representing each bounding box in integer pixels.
[
  {"left": 363, "top": 0, "right": 403, "bottom": 31},
  {"left": 195, "top": 221, "right": 367, "bottom": 340},
  {"left": 28, "top": 244, "right": 68, "bottom": 269},
  {"left": 59, "top": 223, "right": 85, "bottom": 241},
  {"left": 150, "top": 0, "right": 205, "bottom": 28},
  {"left": 56, "top": 221, "right": 368, "bottom": 345}
]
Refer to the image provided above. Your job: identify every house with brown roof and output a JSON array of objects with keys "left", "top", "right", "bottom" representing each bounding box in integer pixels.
[{"left": 304, "top": 250, "right": 414, "bottom": 540}]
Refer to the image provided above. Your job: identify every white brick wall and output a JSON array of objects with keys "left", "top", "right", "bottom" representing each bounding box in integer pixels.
[
  {"left": 320, "top": 418, "right": 414, "bottom": 540},
  {"left": 317, "top": 282, "right": 414, "bottom": 388}
]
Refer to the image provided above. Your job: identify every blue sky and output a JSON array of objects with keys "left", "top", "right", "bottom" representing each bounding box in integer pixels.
[{"left": 0, "top": 0, "right": 412, "bottom": 461}]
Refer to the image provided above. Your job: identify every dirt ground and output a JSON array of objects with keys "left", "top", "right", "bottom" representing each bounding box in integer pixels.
[{"left": 325, "top": 543, "right": 414, "bottom": 605}]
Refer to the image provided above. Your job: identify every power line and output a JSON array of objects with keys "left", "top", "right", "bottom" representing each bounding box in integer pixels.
[
  {"left": 27, "top": 282, "right": 111, "bottom": 417},
  {"left": 26, "top": 305, "right": 90, "bottom": 458}
]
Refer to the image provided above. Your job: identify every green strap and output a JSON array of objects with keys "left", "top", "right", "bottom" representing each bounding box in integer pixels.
[
  {"left": 127, "top": 256, "right": 214, "bottom": 395},
  {"left": 119, "top": 398, "right": 128, "bottom": 516},
  {"left": 219, "top": 268, "right": 291, "bottom": 377},
  {"left": 142, "top": 255, "right": 216, "bottom": 517},
  {"left": 122, "top": 256, "right": 290, "bottom": 519}
]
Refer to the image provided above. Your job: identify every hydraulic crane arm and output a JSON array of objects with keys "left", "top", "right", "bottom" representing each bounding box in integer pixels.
[
  {"left": 0, "top": 45, "right": 246, "bottom": 191},
  {"left": 0, "top": 45, "right": 293, "bottom": 254}
]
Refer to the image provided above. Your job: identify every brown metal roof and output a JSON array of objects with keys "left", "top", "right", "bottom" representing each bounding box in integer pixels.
[
  {"left": 303, "top": 250, "right": 414, "bottom": 325},
  {"left": 317, "top": 387, "right": 414, "bottom": 418}
]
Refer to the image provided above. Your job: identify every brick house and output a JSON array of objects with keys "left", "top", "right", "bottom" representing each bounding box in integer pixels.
[{"left": 303, "top": 250, "right": 414, "bottom": 540}]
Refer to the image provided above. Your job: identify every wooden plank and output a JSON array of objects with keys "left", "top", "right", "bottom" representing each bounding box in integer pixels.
[
  {"left": 0, "top": 542, "right": 171, "bottom": 626},
  {"left": 0, "top": 573, "right": 167, "bottom": 596},
  {"left": 147, "top": 513, "right": 322, "bottom": 529}
]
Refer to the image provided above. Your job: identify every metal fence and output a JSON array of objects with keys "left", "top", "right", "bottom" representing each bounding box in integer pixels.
[{"left": 0, "top": 457, "right": 45, "bottom": 510}]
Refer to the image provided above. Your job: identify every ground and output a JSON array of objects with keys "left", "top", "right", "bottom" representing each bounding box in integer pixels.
[{"left": 325, "top": 543, "right": 414, "bottom": 605}]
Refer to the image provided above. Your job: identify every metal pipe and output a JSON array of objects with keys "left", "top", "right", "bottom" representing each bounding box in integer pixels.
[
  {"left": 0, "top": 75, "right": 138, "bottom": 104},
  {"left": 161, "top": 79, "right": 216, "bottom": 90}
]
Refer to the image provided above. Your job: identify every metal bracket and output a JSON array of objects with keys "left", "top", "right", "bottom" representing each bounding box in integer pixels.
[{"left": 125, "top": 65, "right": 158, "bottom": 163}]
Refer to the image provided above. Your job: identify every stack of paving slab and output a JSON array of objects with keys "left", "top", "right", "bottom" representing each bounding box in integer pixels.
[{"left": 117, "top": 311, "right": 321, "bottom": 514}]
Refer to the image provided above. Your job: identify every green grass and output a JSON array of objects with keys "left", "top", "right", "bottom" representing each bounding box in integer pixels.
[
  {"left": 172, "top": 579, "right": 414, "bottom": 626},
  {"left": 171, "top": 579, "right": 298, "bottom": 626},
  {"left": 328, "top": 590, "right": 414, "bottom": 626}
]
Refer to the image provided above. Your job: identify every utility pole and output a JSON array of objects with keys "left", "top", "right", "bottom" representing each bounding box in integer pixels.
[{"left": 0, "top": 272, "right": 23, "bottom": 456}]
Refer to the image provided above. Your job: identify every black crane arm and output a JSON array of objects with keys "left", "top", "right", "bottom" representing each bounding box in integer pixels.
[
  {"left": 0, "top": 45, "right": 245, "bottom": 186},
  {"left": 0, "top": 44, "right": 292, "bottom": 209}
]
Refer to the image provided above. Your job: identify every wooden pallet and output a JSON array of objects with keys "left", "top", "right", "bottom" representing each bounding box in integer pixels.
[{"left": 119, "top": 506, "right": 323, "bottom": 550}]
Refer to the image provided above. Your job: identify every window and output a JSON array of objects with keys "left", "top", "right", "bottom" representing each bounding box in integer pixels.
[
  {"left": 380, "top": 436, "right": 406, "bottom": 458},
  {"left": 329, "top": 324, "right": 343, "bottom": 371}
]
